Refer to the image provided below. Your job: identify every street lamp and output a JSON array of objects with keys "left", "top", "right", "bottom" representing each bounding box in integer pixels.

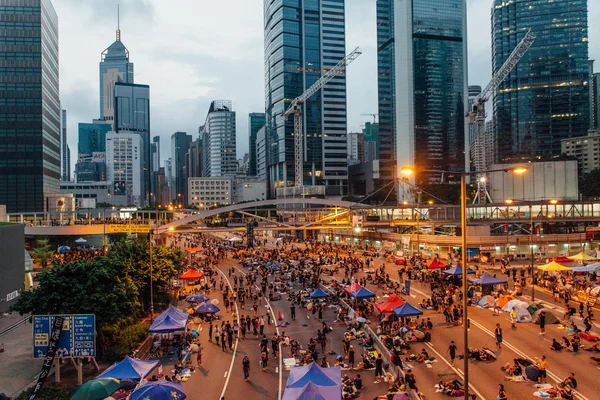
[{"left": 401, "top": 165, "right": 527, "bottom": 400}]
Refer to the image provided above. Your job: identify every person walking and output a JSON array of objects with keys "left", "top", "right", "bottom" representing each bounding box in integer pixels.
[
  {"left": 495, "top": 323, "right": 503, "bottom": 349},
  {"left": 290, "top": 304, "right": 296, "bottom": 320},
  {"left": 261, "top": 348, "right": 269, "bottom": 371},
  {"left": 498, "top": 384, "right": 508, "bottom": 400},
  {"left": 539, "top": 311, "right": 546, "bottom": 335},
  {"left": 228, "top": 327, "right": 234, "bottom": 350},
  {"left": 208, "top": 321, "right": 213, "bottom": 342},
  {"left": 584, "top": 315, "right": 593, "bottom": 333},
  {"left": 221, "top": 330, "right": 228, "bottom": 352},
  {"left": 374, "top": 354, "right": 384, "bottom": 383},
  {"left": 510, "top": 307, "right": 517, "bottom": 329},
  {"left": 242, "top": 356, "right": 251, "bottom": 381},
  {"left": 196, "top": 344, "right": 202, "bottom": 367},
  {"left": 447, "top": 340, "right": 457, "bottom": 367},
  {"left": 215, "top": 326, "right": 221, "bottom": 346}
]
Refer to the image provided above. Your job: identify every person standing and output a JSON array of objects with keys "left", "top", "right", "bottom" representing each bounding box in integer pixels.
[
  {"left": 259, "top": 316, "right": 265, "bottom": 335},
  {"left": 498, "top": 384, "right": 508, "bottom": 400},
  {"left": 290, "top": 304, "right": 296, "bottom": 320},
  {"left": 374, "top": 354, "right": 384, "bottom": 383},
  {"left": 208, "top": 321, "right": 213, "bottom": 342},
  {"left": 348, "top": 345, "right": 355, "bottom": 368},
  {"left": 196, "top": 344, "right": 202, "bottom": 367},
  {"left": 221, "top": 330, "right": 228, "bottom": 352},
  {"left": 261, "top": 348, "right": 269, "bottom": 371},
  {"left": 447, "top": 340, "right": 457, "bottom": 367},
  {"left": 539, "top": 311, "right": 546, "bottom": 335},
  {"left": 242, "top": 356, "right": 251, "bottom": 381},
  {"left": 405, "top": 369, "right": 418, "bottom": 392},
  {"left": 510, "top": 307, "right": 517, "bottom": 329},
  {"left": 537, "top": 355, "right": 548, "bottom": 383},
  {"left": 495, "top": 323, "right": 503, "bottom": 349},
  {"left": 215, "top": 326, "right": 221, "bottom": 345}
]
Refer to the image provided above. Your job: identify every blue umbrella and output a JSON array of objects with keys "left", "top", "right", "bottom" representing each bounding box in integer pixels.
[
  {"left": 57, "top": 245, "right": 70, "bottom": 254},
  {"left": 186, "top": 294, "right": 209, "bottom": 303},
  {"left": 130, "top": 380, "right": 186, "bottom": 400},
  {"left": 195, "top": 303, "right": 220, "bottom": 314}
]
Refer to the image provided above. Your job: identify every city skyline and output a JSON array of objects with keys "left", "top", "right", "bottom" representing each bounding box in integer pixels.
[{"left": 53, "top": 0, "right": 600, "bottom": 175}]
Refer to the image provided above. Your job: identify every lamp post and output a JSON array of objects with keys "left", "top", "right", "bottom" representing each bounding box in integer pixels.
[{"left": 401, "top": 165, "right": 527, "bottom": 400}]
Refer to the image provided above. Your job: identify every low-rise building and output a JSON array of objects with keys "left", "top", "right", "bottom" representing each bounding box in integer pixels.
[
  {"left": 188, "top": 177, "right": 232, "bottom": 209},
  {"left": 561, "top": 129, "right": 600, "bottom": 175},
  {"left": 234, "top": 179, "right": 267, "bottom": 203},
  {"left": 60, "top": 181, "right": 112, "bottom": 209}
]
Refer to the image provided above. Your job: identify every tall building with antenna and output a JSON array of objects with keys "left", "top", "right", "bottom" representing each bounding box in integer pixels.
[{"left": 99, "top": 6, "right": 134, "bottom": 127}]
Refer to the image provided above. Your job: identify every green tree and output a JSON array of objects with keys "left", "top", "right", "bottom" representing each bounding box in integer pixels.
[
  {"left": 31, "top": 238, "right": 55, "bottom": 268},
  {"left": 580, "top": 168, "right": 600, "bottom": 198}
]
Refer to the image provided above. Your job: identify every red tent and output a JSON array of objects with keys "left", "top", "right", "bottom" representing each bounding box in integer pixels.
[
  {"left": 344, "top": 282, "right": 362, "bottom": 295},
  {"left": 180, "top": 269, "right": 204, "bottom": 280},
  {"left": 553, "top": 256, "right": 573, "bottom": 263},
  {"left": 376, "top": 294, "right": 406, "bottom": 314},
  {"left": 427, "top": 258, "right": 446, "bottom": 270}
]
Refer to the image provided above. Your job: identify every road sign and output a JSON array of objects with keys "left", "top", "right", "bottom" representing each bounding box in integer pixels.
[
  {"left": 108, "top": 224, "right": 151, "bottom": 234},
  {"left": 33, "top": 314, "right": 95, "bottom": 358}
]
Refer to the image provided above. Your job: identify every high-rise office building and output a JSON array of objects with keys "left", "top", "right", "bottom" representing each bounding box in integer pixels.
[
  {"left": 106, "top": 131, "right": 143, "bottom": 206},
  {"left": 186, "top": 138, "right": 203, "bottom": 179},
  {"left": 248, "top": 113, "right": 265, "bottom": 176},
  {"left": 78, "top": 120, "right": 111, "bottom": 158},
  {"left": 468, "top": 85, "right": 482, "bottom": 146},
  {"left": 61, "top": 110, "right": 71, "bottom": 181},
  {"left": 256, "top": 126, "right": 267, "bottom": 181},
  {"left": 171, "top": 132, "right": 192, "bottom": 204},
  {"left": 99, "top": 17, "right": 134, "bottom": 125},
  {"left": 0, "top": 0, "right": 60, "bottom": 213},
  {"left": 114, "top": 82, "right": 150, "bottom": 204},
  {"left": 377, "top": 0, "right": 468, "bottom": 186},
  {"left": 492, "top": 0, "right": 589, "bottom": 163},
  {"left": 200, "top": 100, "right": 237, "bottom": 177},
  {"left": 264, "top": 0, "right": 348, "bottom": 195},
  {"left": 152, "top": 136, "right": 160, "bottom": 172}
]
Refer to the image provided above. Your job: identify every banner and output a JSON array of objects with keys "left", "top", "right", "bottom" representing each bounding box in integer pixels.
[
  {"left": 108, "top": 224, "right": 151, "bottom": 234},
  {"left": 29, "top": 316, "right": 64, "bottom": 400}
]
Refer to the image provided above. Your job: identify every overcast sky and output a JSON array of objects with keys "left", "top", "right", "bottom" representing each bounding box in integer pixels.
[{"left": 54, "top": 0, "right": 600, "bottom": 171}]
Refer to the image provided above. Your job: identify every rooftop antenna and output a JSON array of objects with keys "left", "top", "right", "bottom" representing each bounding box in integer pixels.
[{"left": 116, "top": 4, "right": 121, "bottom": 41}]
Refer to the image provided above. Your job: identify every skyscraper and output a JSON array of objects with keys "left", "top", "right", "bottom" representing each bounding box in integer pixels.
[
  {"left": 200, "top": 100, "right": 237, "bottom": 177},
  {"left": 248, "top": 113, "right": 265, "bottom": 176},
  {"left": 61, "top": 110, "right": 71, "bottom": 181},
  {"left": 264, "top": 0, "right": 348, "bottom": 195},
  {"left": 377, "top": 0, "right": 468, "bottom": 186},
  {"left": 152, "top": 136, "right": 160, "bottom": 173},
  {"left": 0, "top": 0, "right": 60, "bottom": 213},
  {"left": 106, "top": 131, "right": 143, "bottom": 206},
  {"left": 78, "top": 120, "right": 111, "bottom": 158},
  {"left": 492, "top": 0, "right": 589, "bottom": 163},
  {"left": 171, "top": 132, "right": 192, "bottom": 204},
  {"left": 99, "top": 14, "right": 134, "bottom": 126}
]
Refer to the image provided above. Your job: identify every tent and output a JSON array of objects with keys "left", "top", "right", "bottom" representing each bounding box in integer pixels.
[
  {"left": 568, "top": 252, "right": 598, "bottom": 261},
  {"left": 186, "top": 294, "right": 209, "bottom": 303},
  {"left": 130, "top": 380, "right": 186, "bottom": 400},
  {"left": 344, "top": 281, "right": 361, "bottom": 295},
  {"left": 553, "top": 256, "right": 573, "bottom": 263},
  {"left": 527, "top": 302, "right": 544, "bottom": 316},
  {"left": 195, "top": 303, "right": 220, "bottom": 314},
  {"left": 285, "top": 362, "right": 341, "bottom": 390},
  {"left": 502, "top": 301, "right": 532, "bottom": 322},
  {"left": 537, "top": 261, "right": 571, "bottom": 272},
  {"left": 282, "top": 381, "right": 341, "bottom": 400},
  {"left": 149, "top": 315, "right": 187, "bottom": 333},
  {"left": 427, "top": 258, "right": 445, "bottom": 270},
  {"left": 496, "top": 295, "right": 515, "bottom": 309},
  {"left": 96, "top": 357, "right": 160, "bottom": 381},
  {"left": 393, "top": 302, "right": 423, "bottom": 317},
  {"left": 376, "top": 294, "right": 406, "bottom": 314},
  {"left": 442, "top": 265, "right": 475, "bottom": 276},
  {"left": 502, "top": 299, "right": 528, "bottom": 312},
  {"left": 477, "top": 295, "right": 495, "bottom": 308},
  {"left": 469, "top": 273, "right": 507, "bottom": 286},
  {"left": 180, "top": 269, "right": 204, "bottom": 280},
  {"left": 351, "top": 287, "right": 376, "bottom": 300},
  {"left": 229, "top": 237, "right": 243, "bottom": 242},
  {"left": 74, "top": 237, "right": 87, "bottom": 245},
  {"left": 310, "top": 288, "right": 330, "bottom": 299},
  {"left": 532, "top": 309, "right": 561, "bottom": 325},
  {"left": 155, "top": 306, "right": 189, "bottom": 322},
  {"left": 572, "top": 262, "right": 600, "bottom": 272}
]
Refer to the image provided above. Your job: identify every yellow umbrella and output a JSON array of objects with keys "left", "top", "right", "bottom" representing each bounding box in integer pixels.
[
  {"left": 567, "top": 252, "right": 598, "bottom": 261},
  {"left": 537, "top": 261, "right": 572, "bottom": 272}
]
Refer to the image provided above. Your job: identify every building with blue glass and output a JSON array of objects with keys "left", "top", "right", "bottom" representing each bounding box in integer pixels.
[
  {"left": 248, "top": 113, "right": 266, "bottom": 177},
  {"left": 492, "top": 0, "right": 590, "bottom": 163},
  {"left": 264, "top": 0, "right": 348, "bottom": 196},
  {"left": 377, "top": 0, "right": 468, "bottom": 187},
  {"left": 0, "top": 0, "right": 61, "bottom": 213},
  {"left": 78, "top": 120, "right": 111, "bottom": 158}
]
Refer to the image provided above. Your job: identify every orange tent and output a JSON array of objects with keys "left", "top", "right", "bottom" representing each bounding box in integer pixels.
[
  {"left": 496, "top": 295, "right": 514, "bottom": 309},
  {"left": 186, "top": 247, "right": 203, "bottom": 253},
  {"left": 180, "top": 269, "right": 204, "bottom": 280},
  {"left": 427, "top": 258, "right": 446, "bottom": 270},
  {"left": 376, "top": 294, "right": 406, "bottom": 314}
]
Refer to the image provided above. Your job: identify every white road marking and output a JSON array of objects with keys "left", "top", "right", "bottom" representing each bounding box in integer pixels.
[
  {"left": 217, "top": 267, "right": 240, "bottom": 400},
  {"left": 224, "top": 371, "right": 228, "bottom": 378}
]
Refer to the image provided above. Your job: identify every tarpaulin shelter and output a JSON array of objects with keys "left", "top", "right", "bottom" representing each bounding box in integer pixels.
[
  {"left": 537, "top": 261, "right": 571, "bottom": 272},
  {"left": 568, "top": 252, "right": 598, "bottom": 261},
  {"left": 285, "top": 362, "right": 341, "bottom": 391},
  {"left": 427, "top": 258, "right": 445, "bottom": 270},
  {"left": 351, "top": 287, "right": 376, "bottom": 300},
  {"left": 180, "top": 269, "right": 204, "bottom": 280},
  {"left": 468, "top": 273, "right": 507, "bottom": 285},
  {"left": 149, "top": 315, "right": 188, "bottom": 334},
  {"left": 393, "top": 302, "right": 423, "bottom": 317},
  {"left": 442, "top": 265, "right": 475, "bottom": 276},
  {"left": 195, "top": 303, "right": 220, "bottom": 314},
  {"left": 96, "top": 357, "right": 160, "bottom": 381},
  {"left": 376, "top": 294, "right": 405, "bottom": 314},
  {"left": 186, "top": 294, "right": 209, "bottom": 303},
  {"left": 572, "top": 262, "right": 600, "bottom": 272},
  {"left": 282, "top": 381, "right": 341, "bottom": 400},
  {"left": 310, "top": 288, "right": 330, "bottom": 299}
]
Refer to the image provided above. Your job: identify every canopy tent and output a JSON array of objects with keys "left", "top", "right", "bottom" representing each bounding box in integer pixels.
[
  {"left": 149, "top": 315, "right": 187, "bottom": 334},
  {"left": 572, "top": 262, "right": 600, "bottom": 272},
  {"left": 282, "top": 381, "right": 341, "bottom": 400},
  {"left": 310, "top": 288, "right": 330, "bottom": 299},
  {"left": 553, "top": 256, "right": 573, "bottom": 263},
  {"left": 343, "top": 282, "right": 362, "bottom": 295},
  {"left": 376, "top": 294, "right": 406, "bottom": 314},
  {"left": 469, "top": 273, "right": 507, "bottom": 286},
  {"left": 228, "top": 237, "right": 243, "bottom": 242},
  {"left": 496, "top": 295, "right": 515, "bottom": 309},
  {"left": 568, "top": 252, "right": 598, "bottom": 262},
  {"left": 393, "top": 302, "right": 423, "bottom": 317},
  {"left": 130, "top": 380, "right": 186, "bottom": 400},
  {"left": 185, "top": 247, "right": 203, "bottom": 253},
  {"left": 180, "top": 269, "right": 204, "bottom": 280},
  {"left": 57, "top": 245, "right": 70, "bottom": 254},
  {"left": 537, "top": 261, "right": 571, "bottom": 272},
  {"left": 351, "top": 287, "right": 376, "bottom": 300},
  {"left": 285, "top": 362, "right": 341, "bottom": 390},
  {"left": 427, "top": 258, "right": 445, "bottom": 270},
  {"left": 532, "top": 309, "right": 561, "bottom": 325},
  {"left": 477, "top": 295, "right": 495, "bottom": 308},
  {"left": 442, "top": 265, "right": 475, "bottom": 276},
  {"left": 186, "top": 294, "right": 209, "bottom": 303},
  {"left": 96, "top": 357, "right": 160, "bottom": 381},
  {"left": 155, "top": 306, "right": 189, "bottom": 322},
  {"left": 195, "top": 303, "right": 220, "bottom": 314},
  {"left": 74, "top": 237, "right": 87, "bottom": 244},
  {"left": 502, "top": 299, "right": 528, "bottom": 312}
]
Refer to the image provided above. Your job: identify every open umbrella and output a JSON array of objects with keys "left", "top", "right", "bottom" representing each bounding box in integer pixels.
[
  {"left": 130, "top": 380, "right": 186, "bottom": 400},
  {"left": 186, "top": 294, "right": 209, "bottom": 303},
  {"left": 537, "top": 261, "right": 571, "bottom": 272},
  {"left": 70, "top": 378, "right": 120, "bottom": 400}
]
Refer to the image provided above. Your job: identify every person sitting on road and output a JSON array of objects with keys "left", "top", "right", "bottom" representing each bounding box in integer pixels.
[
  {"left": 584, "top": 339, "right": 600, "bottom": 352},
  {"left": 363, "top": 334, "right": 374, "bottom": 349},
  {"left": 559, "top": 372, "right": 577, "bottom": 389},
  {"left": 551, "top": 338, "right": 564, "bottom": 351},
  {"left": 560, "top": 336, "right": 571, "bottom": 349}
]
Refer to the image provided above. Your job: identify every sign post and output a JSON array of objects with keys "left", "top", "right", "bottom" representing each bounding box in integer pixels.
[
  {"left": 33, "top": 314, "right": 96, "bottom": 359},
  {"left": 29, "top": 316, "right": 64, "bottom": 400}
]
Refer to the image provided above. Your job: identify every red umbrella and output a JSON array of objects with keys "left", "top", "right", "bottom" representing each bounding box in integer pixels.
[
  {"left": 180, "top": 269, "right": 203, "bottom": 280},
  {"left": 376, "top": 294, "right": 406, "bottom": 314},
  {"left": 427, "top": 258, "right": 446, "bottom": 270}
]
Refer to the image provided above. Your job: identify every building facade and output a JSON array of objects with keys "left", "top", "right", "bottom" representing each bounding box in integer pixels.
[
  {"left": 60, "top": 181, "right": 112, "bottom": 209},
  {"left": 256, "top": 125, "right": 267, "bottom": 181},
  {"left": 188, "top": 177, "right": 232, "bottom": 209},
  {"left": 248, "top": 113, "right": 265, "bottom": 176},
  {"left": 78, "top": 120, "right": 111, "bottom": 158},
  {"left": 468, "top": 85, "right": 482, "bottom": 147},
  {"left": 105, "top": 131, "right": 143, "bottom": 206},
  {"left": 200, "top": 100, "right": 237, "bottom": 177},
  {"left": 379, "top": 0, "right": 468, "bottom": 186},
  {"left": 61, "top": 109, "right": 70, "bottom": 181},
  {"left": 186, "top": 138, "right": 203, "bottom": 179},
  {"left": 264, "top": 0, "right": 348, "bottom": 195},
  {"left": 234, "top": 179, "right": 267, "bottom": 203},
  {"left": 0, "top": 0, "right": 60, "bottom": 213},
  {"left": 471, "top": 120, "right": 495, "bottom": 174},
  {"left": 75, "top": 159, "right": 106, "bottom": 183},
  {"left": 171, "top": 132, "right": 192, "bottom": 204},
  {"left": 561, "top": 129, "right": 600, "bottom": 176},
  {"left": 347, "top": 132, "right": 364, "bottom": 166},
  {"left": 492, "top": 0, "right": 589, "bottom": 163}
]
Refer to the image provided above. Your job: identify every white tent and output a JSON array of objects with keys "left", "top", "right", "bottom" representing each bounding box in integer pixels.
[
  {"left": 513, "top": 304, "right": 532, "bottom": 323},
  {"left": 477, "top": 295, "right": 495, "bottom": 308},
  {"left": 502, "top": 299, "right": 528, "bottom": 312},
  {"left": 228, "top": 237, "right": 243, "bottom": 242}
]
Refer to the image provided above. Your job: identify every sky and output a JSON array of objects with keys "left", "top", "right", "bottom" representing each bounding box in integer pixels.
[{"left": 54, "top": 0, "right": 600, "bottom": 172}]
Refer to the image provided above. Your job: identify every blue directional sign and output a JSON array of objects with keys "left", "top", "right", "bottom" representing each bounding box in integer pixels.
[{"left": 33, "top": 314, "right": 96, "bottom": 359}]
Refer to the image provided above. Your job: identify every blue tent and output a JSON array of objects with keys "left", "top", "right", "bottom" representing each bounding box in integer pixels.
[
  {"left": 285, "top": 362, "right": 341, "bottom": 389},
  {"left": 468, "top": 273, "right": 507, "bottom": 286},
  {"left": 283, "top": 381, "right": 341, "bottom": 400},
  {"left": 186, "top": 294, "right": 209, "bottom": 303},
  {"left": 310, "top": 288, "right": 329, "bottom": 299},
  {"left": 393, "top": 302, "right": 423, "bottom": 317},
  {"left": 272, "top": 264, "right": 281, "bottom": 271},
  {"left": 149, "top": 315, "right": 187, "bottom": 333},
  {"left": 154, "top": 306, "right": 189, "bottom": 323},
  {"left": 195, "top": 303, "right": 220, "bottom": 314},
  {"left": 351, "top": 287, "right": 376, "bottom": 300},
  {"left": 131, "top": 380, "right": 186, "bottom": 400},
  {"left": 96, "top": 357, "right": 160, "bottom": 381},
  {"left": 443, "top": 265, "right": 475, "bottom": 276},
  {"left": 572, "top": 262, "right": 600, "bottom": 272}
]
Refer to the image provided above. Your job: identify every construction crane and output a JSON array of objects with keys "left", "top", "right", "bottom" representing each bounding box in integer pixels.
[
  {"left": 284, "top": 46, "right": 362, "bottom": 188},
  {"left": 468, "top": 29, "right": 536, "bottom": 204},
  {"left": 361, "top": 113, "right": 378, "bottom": 123}
]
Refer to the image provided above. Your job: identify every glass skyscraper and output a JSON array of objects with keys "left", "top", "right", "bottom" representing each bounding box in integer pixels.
[
  {"left": 77, "top": 121, "right": 111, "bottom": 158},
  {"left": 248, "top": 113, "right": 266, "bottom": 176},
  {"left": 492, "top": 0, "right": 589, "bottom": 163},
  {"left": 0, "top": 0, "right": 60, "bottom": 213},
  {"left": 201, "top": 100, "right": 237, "bottom": 177},
  {"left": 377, "top": 0, "right": 468, "bottom": 186},
  {"left": 264, "top": 0, "right": 348, "bottom": 195}
]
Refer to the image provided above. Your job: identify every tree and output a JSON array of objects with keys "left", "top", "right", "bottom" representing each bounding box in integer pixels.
[
  {"left": 580, "top": 168, "right": 600, "bottom": 198},
  {"left": 31, "top": 238, "right": 54, "bottom": 268}
]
